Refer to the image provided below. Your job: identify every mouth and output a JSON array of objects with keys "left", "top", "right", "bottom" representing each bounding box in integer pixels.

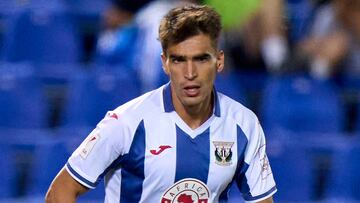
[{"left": 183, "top": 85, "right": 200, "bottom": 97}]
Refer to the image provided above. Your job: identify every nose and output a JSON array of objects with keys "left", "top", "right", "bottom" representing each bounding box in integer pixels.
[{"left": 184, "top": 61, "right": 197, "bottom": 80}]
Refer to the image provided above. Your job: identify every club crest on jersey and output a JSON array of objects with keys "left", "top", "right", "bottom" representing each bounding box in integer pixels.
[
  {"left": 213, "top": 141, "right": 234, "bottom": 166},
  {"left": 161, "top": 178, "right": 210, "bottom": 203}
]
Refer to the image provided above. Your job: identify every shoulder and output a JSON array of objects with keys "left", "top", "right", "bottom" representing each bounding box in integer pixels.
[
  {"left": 95, "top": 86, "right": 164, "bottom": 141},
  {"left": 217, "top": 92, "right": 260, "bottom": 140},
  {"left": 103, "top": 86, "right": 166, "bottom": 129},
  {"left": 218, "top": 92, "right": 258, "bottom": 124}
]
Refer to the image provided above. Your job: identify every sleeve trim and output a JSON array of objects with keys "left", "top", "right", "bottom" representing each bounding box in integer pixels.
[
  {"left": 66, "top": 162, "right": 97, "bottom": 189},
  {"left": 244, "top": 186, "right": 277, "bottom": 202}
]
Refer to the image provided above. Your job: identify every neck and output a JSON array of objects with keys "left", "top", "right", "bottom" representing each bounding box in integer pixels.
[{"left": 173, "top": 92, "right": 214, "bottom": 130}]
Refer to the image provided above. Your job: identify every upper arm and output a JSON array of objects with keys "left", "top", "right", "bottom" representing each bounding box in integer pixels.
[
  {"left": 257, "top": 196, "right": 274, "bottom": 203},
  {"left": 46, "top": 168, "right": 89, "bottom": 203}
]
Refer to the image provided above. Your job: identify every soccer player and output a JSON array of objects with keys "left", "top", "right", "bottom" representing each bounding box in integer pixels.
[{"left": 46, "top": 4, "right": 276, "bottom": 203}]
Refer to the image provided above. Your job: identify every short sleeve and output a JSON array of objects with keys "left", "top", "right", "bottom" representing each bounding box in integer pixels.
[
  {"left": 236, "top": 120, "right": 277, "bottom": 202},
  {"left": 66, "top": 111, "right": 135, "bottom": 189}
]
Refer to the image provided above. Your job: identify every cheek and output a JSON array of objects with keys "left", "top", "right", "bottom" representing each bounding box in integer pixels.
[
  {"left": 208, "top": 65, "right": 218, "bottom": 79},
  {"left": 349, "top": 12, "right": 360, "bottom": 32},
  {"left": 354, "top": 19, "right": 360, "bottom": 36},
  {"left": 207, "top": 70, "right": 216, "bottom": 81},
  {"left": 201, "top": 67, "right": 217, "bottom": 86},
  {"left": 168, "top": 66, "right": 181, "bottom": 77},
  {"left": 168, "top": 68, "right": 183, "bottom": 85}
]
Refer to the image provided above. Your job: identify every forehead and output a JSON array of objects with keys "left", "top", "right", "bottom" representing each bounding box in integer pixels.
[{"left": 166, "top": 34, "right": 216, "bottom": 57}]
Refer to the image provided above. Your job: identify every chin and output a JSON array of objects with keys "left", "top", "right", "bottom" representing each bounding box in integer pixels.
[{"left": 181, "top": 96, "right": 203, "bottom": 107}]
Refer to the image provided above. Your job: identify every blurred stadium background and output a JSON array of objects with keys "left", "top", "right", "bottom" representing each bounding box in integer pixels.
[{"left": 0, "top": 0, "right": 360, "bottom": 202}]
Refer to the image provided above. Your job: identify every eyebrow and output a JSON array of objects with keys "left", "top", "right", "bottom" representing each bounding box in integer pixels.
[
  {"left": 193, "top": 53, "right": 212, "bottom": 60},
  {"left": 169, "top": 54, "right": 186, "bottom": 61},
  {"left": 168, "top": 52, "right": 213, "bottom": 60}
]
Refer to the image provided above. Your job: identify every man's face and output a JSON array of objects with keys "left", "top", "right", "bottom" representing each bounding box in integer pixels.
[{"left": 161, "top": 34, "right": 224, "bottom": 108}]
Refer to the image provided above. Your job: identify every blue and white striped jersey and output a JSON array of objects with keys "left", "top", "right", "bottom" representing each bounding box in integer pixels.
[{"left": 66, "top": 83, "right": 276, "bottom": 203}]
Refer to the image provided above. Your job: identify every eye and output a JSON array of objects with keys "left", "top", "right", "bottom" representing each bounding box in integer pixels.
[
  {"left": 171, "top": 57, "right": 185, "bottom": 64},
  {"left": 171, "top": 58, "right": 180, "bottom": 64},
  {"left": 200, "top": 56, "right": 209, "bottom": 62},
  {"left": 196, "top": 55, "right": 211, "bottom": 62}
]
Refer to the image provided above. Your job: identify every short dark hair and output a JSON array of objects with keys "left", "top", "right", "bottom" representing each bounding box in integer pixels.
[{"left": 159, "top": 4, "right": 222, "bottom": 54}]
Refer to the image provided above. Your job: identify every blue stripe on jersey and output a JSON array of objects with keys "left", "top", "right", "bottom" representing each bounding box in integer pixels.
[
  {"left": 243, "top": 186, "right": 277, "bottom": 201},
  {"left": 213, "top": 87, "right": 221, "bottom": 117},
  {"left": 219, "top": 125, "right": 248, "bottom": 202},
  {"left": 218, "top": 182, "right": 232, "bottom": 203},
  {"left": 120, "top": 120, "right": 146, "bottom": 203},
  {"left": 163, "top": 83, "right": 221, "bottom": 117},
  {"left": 235, "top": 125, "right": 250, "bottom": 195},
  {"left": 174, "top": 125, "right": 210, "bottom": 183},
  {"left": 66, "top": 162, "right": 98, "bottom": 188},
  {"left": 163, "top": 83, "right": 175, "bottom": 112}
]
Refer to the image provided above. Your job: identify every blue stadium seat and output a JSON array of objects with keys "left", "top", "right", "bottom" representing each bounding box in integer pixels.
[
  {"left": 0, "top": 129, "right": 53, "bottom": 198},
  {"left": 64, "top": 0, "right": 108, "bottom": 17},
  {"left": 267, "top": 135, "right": 315, "bottom": 202},
  {"left": 62, "top": 0, "right": 108, "bottom": 60},
  {"left": 0, "top": 0, "right": 66, "bottom": 13},
  {"left": 26, "top": 137, "right": 70, "bottom": 196},
  {"left": 260, "top": 74, "right": 344, "bottom": 133},
  {"left": 0, "top": 63, "right": 49, "bottom": 128},
  {"left": 324, "top": 139, "right": 360, "bottom": 201},
  {"left": 0, "top": 142, "right": 17, "bottom": 198},
  {"left": 0, "top": 0, "right": 28, "bottom": 16},
  {"left": 61, "top": 67, "right": 141, "bottom": 127},
  {"left": 1, "top": 8, "right": 82, "bottom": 64},
  {"left": 25, "top": 127, "right": 105, "bottom": 200}
]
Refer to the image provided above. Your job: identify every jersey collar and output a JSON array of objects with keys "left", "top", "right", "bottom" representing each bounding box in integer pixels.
[{"left": 162, "top": 82, "right": 221, "bottom": 117}]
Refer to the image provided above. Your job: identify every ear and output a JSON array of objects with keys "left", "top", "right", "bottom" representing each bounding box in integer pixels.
[
  {"left": 161, "top": 52, "right": 170, "bottom": 75},
  {"left": 216, "top": 50, "right": 224, "bottom": 73}
]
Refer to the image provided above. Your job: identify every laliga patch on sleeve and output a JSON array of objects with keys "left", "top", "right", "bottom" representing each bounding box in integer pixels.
[{"left": 80, "top": 133, "right": 100, "bottom": 159}]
